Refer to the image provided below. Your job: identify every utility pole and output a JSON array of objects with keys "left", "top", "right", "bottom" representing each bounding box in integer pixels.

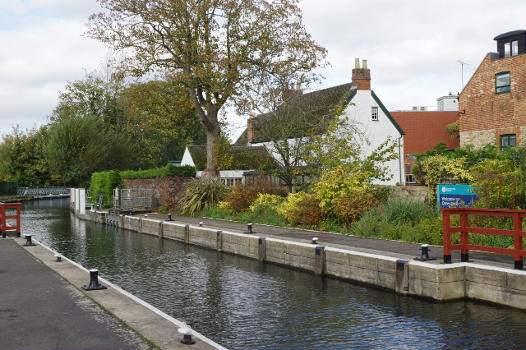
[{"left": 457, "top": 60, "right": 469, "bottom": 90}]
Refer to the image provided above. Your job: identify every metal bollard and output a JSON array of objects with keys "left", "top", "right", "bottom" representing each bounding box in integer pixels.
[
  {"left": 311, "top": 237, "right": 319, "bottom": 244},
  {"left": 199, "top": 222, "right": 203, "bottom": 227},
  {"left": 178, "top": 326, "right": 195, "bottom": 345},
  {"left": 415, "top": 244, "right": 435, "bottom": 261},
  {"left": 246, "top": 223, "right": 254, "bottom": 234},
  {"left": 1, "top": 230, "right": 5, "bottom": 238},
  {"left": 82, "top": 269, "right": 107, "bottom": 291},
  {"left": 167, "top": 213, "right": 172, "bottom": 221},
  {"left": 55, "top": 254, "right": 62, "bottom": 262},
  {"left": 23, "top": 234, "right": 36, "bottom": 247}
]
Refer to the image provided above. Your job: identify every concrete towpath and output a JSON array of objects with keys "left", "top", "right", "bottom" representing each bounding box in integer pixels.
[
  {"left": 146, "top": 214, "right": 521, "bottom": 270},
  {"left": 0, "top": 238, "right": 154, "bottom": 350},
  {"left": 0, "top": 238, "right": 223, "bottom": 350}
]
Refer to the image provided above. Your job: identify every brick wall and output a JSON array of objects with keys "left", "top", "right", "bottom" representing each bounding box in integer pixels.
[
  {"left": 122, "top": 177, "right": 194, "bottom": 209},
  {"left": 459, "top": 53, "right": 526, "bottom": 147}
]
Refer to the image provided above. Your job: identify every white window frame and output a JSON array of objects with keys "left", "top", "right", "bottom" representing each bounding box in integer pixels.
[{"left": 371, "top": 106, "right": 379, "bottom": 121}]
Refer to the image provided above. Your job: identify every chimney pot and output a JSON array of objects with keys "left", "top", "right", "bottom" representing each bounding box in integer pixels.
[
  {"left": 351, "top": 58, "right": 371, "bottom": 91},
  {"left": 355, "top": 58, "right": 360, "bottom": 69}
]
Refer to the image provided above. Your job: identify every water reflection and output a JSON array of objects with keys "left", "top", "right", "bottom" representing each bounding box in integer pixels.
[{"left": 22, "top": 199, "right": 526, "bottom": 350}]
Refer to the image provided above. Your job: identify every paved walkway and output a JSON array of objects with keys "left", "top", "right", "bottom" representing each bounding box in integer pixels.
[
  {"left": 0, "top": 239, "right": 153, "bottom": 350},
  {"left": 146, "top": 213, "right": 520, "bottom": 269}
]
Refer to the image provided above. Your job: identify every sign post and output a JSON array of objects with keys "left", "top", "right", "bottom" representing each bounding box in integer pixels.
[{"left": 436, "top": 184, "right": 477, "bottom": 209}]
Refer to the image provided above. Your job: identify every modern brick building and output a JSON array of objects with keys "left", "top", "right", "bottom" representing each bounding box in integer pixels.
[
  {"left": 391, "top": 109, "right": 459, "bottom": 184},
  {"left": 459, "top": 30, "right": 526, "bottom": 149}
]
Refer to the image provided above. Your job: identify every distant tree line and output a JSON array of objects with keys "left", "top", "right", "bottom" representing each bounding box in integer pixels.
[{"left": 0, "top": 73, "right": 205, "bottom": 187}]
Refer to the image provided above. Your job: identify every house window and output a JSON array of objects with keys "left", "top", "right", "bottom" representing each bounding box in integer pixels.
[
  {"left": 500, "top": 134, "right": 516, "bottom": 150},
  {"left": 504, "top": 42, "right": 511, "bottom": 57},
  {"left": 512, "top": 40, "right": 519, "bottom": 56},
  {"left": 495, "top": 72, "right": 510, "bottom": 94},
  {"left": 371, "top": 106, "right": 378, "bottom": 121}
]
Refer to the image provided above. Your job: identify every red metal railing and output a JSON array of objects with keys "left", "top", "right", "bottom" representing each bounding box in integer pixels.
[
  {"left": 0, "top": 202, "right": 21, "bottom": 238},
  {"left": 442, "top": 208, "right": 526, "bottom": 270}
]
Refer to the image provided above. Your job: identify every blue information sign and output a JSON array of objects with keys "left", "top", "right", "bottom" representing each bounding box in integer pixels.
[{"left": 436, "top": 184, "right": 478, "bottom": 209}]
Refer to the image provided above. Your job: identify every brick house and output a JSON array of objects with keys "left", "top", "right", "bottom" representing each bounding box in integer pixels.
[
  {"left": 459, "top": 30, "right": 526, "bottom": 149},
  {"left": 391, "top": 109, "right": 459, "bottom": 183}
]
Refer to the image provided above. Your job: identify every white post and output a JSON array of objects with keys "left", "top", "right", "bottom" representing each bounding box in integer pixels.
[
  {"left": 71, "top": 188, "right": 76, "bottom": 210},
  {"left": 75, "top": 189, "right": 81, "bottom": 212},
  {"left": 79, "top": 189, "right": 86, "bottom": 215}
]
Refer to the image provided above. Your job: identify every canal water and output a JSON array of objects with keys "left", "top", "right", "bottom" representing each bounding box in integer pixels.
[{"left": 22, "top": 199, "right": 526, "bottom": 350}]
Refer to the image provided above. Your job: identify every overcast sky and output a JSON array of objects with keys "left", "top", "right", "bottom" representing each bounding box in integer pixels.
[{"left": 1, "top": 0, "right": 525, "bottom": 140}]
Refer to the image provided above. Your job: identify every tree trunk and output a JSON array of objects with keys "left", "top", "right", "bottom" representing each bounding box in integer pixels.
[{"left": 202, "top": 116, "right": 220, "bottom": 178}]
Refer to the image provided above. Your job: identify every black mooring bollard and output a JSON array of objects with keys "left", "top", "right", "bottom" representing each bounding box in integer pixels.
[
  {"left": 178, "top": 326, "right": 195, "bottom": 345},
  {"left": 23, "top": 234, "right": 36, "bottom": 247},
  {"left": 82, "top": 269, "right": 107, "bottom": 291},
  {"left": 199, "top": 221, "right": 203, "bottom": 227},
  {"left": 55, "top": 254, "right": 62, "bottom": 262},
  {"left": 167, "top": 213, "right": 172, "bottom": 221},
  {"left": 16, "top": 231, "right": 21, "bottom": 238},
  {"left": 415, "top": 244, "right": 435, "bottom": 261},
  {"left": 514, "top": 260, "right": 523, "bottom": 270},
  {"left": 1, "top": 230, "right": 5, "bottom": 238},
  {"left": 245, "top": 223, "right": 254, "bottom": 234},
  {"left": 312, "top": 237, "right": 319, "bottom": 244}
]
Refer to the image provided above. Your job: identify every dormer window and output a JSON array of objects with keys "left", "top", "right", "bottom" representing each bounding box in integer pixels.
[
  {"left": 371, "top": 106, "right": 378, "bottom": 121},
  {"left": 494, "top": 30, "right": 526, "bottom": 58},
  {"left": 512, "top": 40, "right": 519, "bottom": 56},
  {"left": 504, "top": 41, "right": 519, "bottom": 57}
]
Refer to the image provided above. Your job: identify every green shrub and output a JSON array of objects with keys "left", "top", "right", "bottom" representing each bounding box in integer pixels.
[
  {"left": 120, "top": 165, "right": 195, "bottom": 179},
  {"left": 249, "top": 193, "right": 285, "bottom": 212},
  {"left": 332, "top": 188, "right": 376, "bottom": 225},
  {"left": 200, "top": 205, "right": 236, "bottom": 221},
  {"left": 89, "top": 170, "right": 121, "bottom": 208},
  {"left": 179, "top": 178, "right": 227, "bottom": 216},
  {"left": 381, "top": 199, "right": 436, "bottom": 226},
  {"left": 470, "top": 159, "right": 523, "bottom": 209},
  {"left": 240, "top": 205, "right": 288, "bottom": 227},
  {"left": 222, "top": 182, "right": 286, "bottom": 212},
  {"left": 281, "top": 192, "right": 323, "bottom": 226},
  {"left": 351, "top": 199, "right": 441, "bottom": 244}
]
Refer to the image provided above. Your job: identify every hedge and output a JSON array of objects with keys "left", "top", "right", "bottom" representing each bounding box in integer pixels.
[
  {"left": 120, "top": 164, "right": 196, "bottom": 179},
  {"left": 88, "top": 165, "right": 196, "bottom": 208},
  {"left": 89, "top": 170, "right": 121, "bottom": 208}
]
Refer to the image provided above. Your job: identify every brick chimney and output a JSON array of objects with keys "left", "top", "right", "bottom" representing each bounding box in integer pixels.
[
  {"left": 247, "top": 114, "right": 258, "bottom": 143},
  {"left": 352, "top": 58, "right": 371, "bottom": 90}
]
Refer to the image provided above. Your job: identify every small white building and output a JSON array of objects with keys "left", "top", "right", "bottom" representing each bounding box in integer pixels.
[
  {"left": 437, "top": 93, "right": 459, "bottom": 111},
  {"left": 236, "top": 58, "right": 405, "bottom": 186}
]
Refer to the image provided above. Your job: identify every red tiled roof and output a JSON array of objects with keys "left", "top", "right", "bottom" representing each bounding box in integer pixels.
[{"left": 390, "top": 111, "right": 460, "bottom": 155}]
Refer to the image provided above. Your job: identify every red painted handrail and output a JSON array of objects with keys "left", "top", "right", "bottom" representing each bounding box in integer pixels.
[
  {"left": 0, "top": 202, "right": 21, "bottom": 238},
  {"left": 442, "top": 207, "right": 526, "bottom": 270}
]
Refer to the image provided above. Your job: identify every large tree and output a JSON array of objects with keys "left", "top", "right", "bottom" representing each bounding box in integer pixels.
[
  {"left": 87, "top": 0, "right": 326, "bottom": 176},
  {"left": 118, "top": 80, "right": 206, "bottom": 167}
]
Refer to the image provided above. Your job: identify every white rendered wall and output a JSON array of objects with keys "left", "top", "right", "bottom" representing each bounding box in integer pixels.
[{"left": 342, "top": 90, "right": 404, "bottom": 185}]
